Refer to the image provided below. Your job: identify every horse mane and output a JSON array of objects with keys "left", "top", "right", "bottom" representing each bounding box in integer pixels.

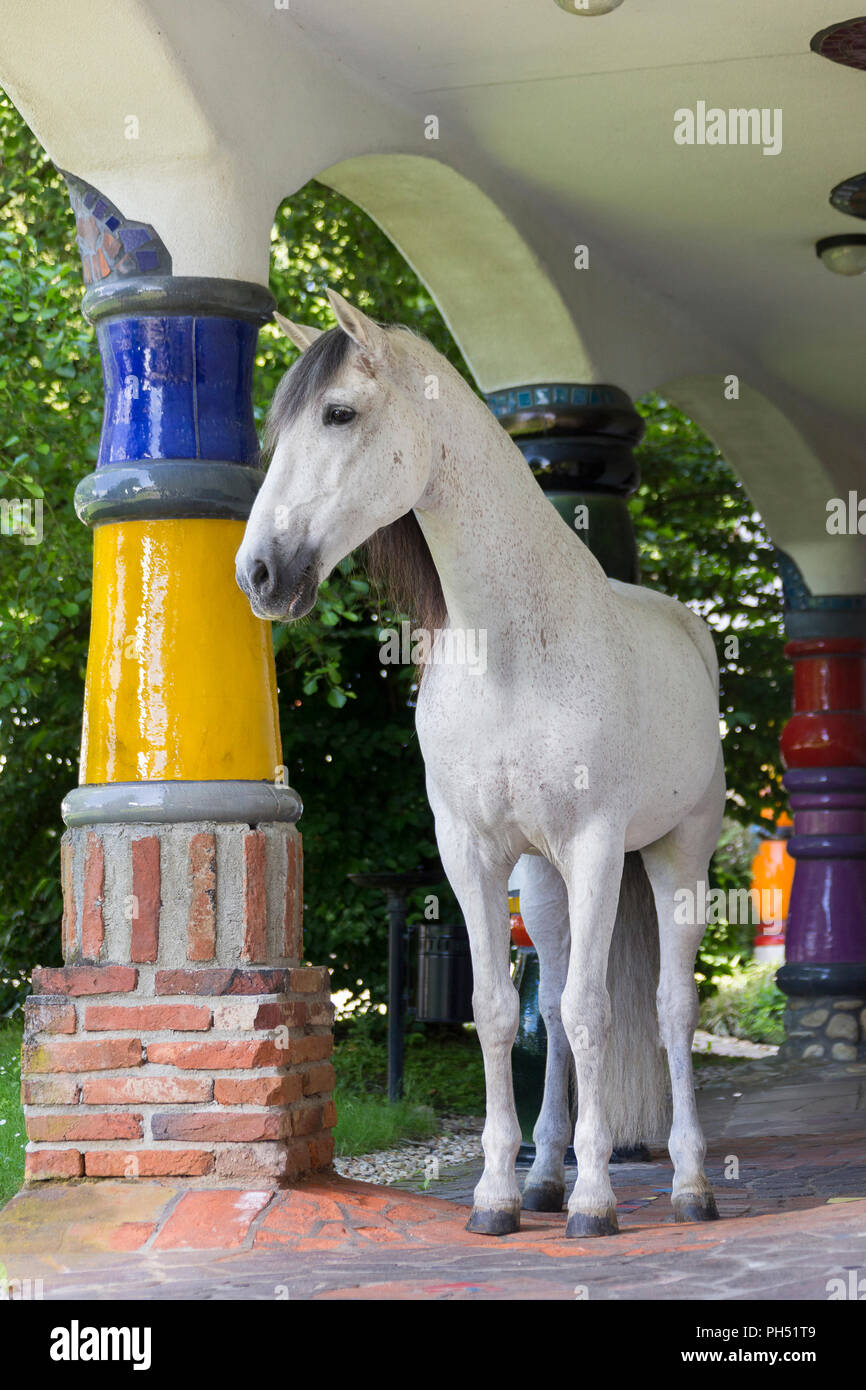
[
  {"left": 263, "top": 327, "right": 354, "bottom": 454},
  {"left": 362, "top": 512, "right": 447, "bottom": 649},
  {"left": 264, "top": 323, "right": 448, "bottom": 661}
]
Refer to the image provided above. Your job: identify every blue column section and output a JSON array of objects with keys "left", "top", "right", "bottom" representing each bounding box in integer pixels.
[
  {"left": 73, "top": 280, "right": 275, "bottom": 528},
  {"left": 96, "top": 315, "right": 261, "bottom": 466}
]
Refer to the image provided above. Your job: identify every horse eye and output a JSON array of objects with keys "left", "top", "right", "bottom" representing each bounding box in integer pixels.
[{"left": 323, "top": 404, "right": 356, "bottom": 426}]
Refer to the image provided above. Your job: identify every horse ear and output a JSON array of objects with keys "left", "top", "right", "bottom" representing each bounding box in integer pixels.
[
  {"left": 326, "top": 288, "right": 390, "bottom": 363},
  {"left": 273, "top": 312, "right": 324, "bottom": 353}
]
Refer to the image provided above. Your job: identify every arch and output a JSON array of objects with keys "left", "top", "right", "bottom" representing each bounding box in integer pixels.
[
  {"left": 320, "top": 153, "right": 594, "bottom": 391},
  {"left": 661, "top": 375, "right": 866, "bottom": 597}
]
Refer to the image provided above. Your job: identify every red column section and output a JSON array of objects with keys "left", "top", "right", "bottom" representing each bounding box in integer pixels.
[{"left": 780, "top": 637, "right": 866, "bottom": 768}]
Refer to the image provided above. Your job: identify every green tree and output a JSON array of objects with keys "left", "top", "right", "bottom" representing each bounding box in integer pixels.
[
  {"left": 0, "top": 92, "right": 97, "bottom": 1011},
  {"left": 634, "top": 397, "right": 790, "bottom": 821}
]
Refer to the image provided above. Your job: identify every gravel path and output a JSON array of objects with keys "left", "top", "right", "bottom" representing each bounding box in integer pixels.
[
  {"left": 333, "top": 1031, "right": 779, "bottom": 1185},
  {"left": 692, "top": 1028, "right": 778, "bottom": 1060},
  {"left": 333, "top": 1114, "right": 483, "bottom": 1185}
]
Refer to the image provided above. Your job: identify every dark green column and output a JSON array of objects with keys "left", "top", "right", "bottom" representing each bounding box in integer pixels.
[{"left": 486, "top": 383, "right": 645, "bottom": 1150}]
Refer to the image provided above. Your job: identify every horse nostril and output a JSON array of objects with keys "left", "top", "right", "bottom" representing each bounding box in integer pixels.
[{"left": 250, "top": 559, "right": 270, "bottom": 593}]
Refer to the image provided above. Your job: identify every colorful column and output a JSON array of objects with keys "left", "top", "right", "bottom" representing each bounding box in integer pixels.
[
  {"left": 488, "top": 384, "right": 644, "bottom": 1154},
  {"left": 21, "top": 178, "right": 336, "bottom": 1185},
  {"left": 775, "top": 551, "right": 866, "bottom": 1062},
  {"left": 486, "top": 383, "right": 643, "bottom": 585}
]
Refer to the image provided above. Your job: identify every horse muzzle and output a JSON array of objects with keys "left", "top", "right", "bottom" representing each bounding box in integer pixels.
[{"left": 235, "top": 545, "right": 320, "bottom": 622}]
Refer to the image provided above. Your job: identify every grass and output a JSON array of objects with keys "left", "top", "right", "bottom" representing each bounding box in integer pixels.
[
  {"left": 699, "top": 960, "right": 786, "bottom": 1045},
  {"left": 332, "top": 1025, "right": 486, "bottom": 1157},
  {"left": 333, "top": 1097, "right": 438, "bottom": 1157},
  {"left": 334, "top": 1026, "right": 485, "bottom": 1109},
  {"left": 0, "top": 1023, "right": 24, "bottom": 1209}
]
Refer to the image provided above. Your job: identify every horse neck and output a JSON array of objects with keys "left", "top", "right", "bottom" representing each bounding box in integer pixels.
[{"left": 408, "top": 352, "right": 606, "bottom": 633}]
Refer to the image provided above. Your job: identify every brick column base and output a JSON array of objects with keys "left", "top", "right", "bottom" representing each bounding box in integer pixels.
[{"left": 22, "top": 820, "right": 336, "bottom": 1184}]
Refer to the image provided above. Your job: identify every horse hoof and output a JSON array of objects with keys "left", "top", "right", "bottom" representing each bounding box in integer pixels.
[
  {"left": 673, "top": 1192, "right": 719, "bottom": 1223},
  {"left": 565, "top": 1209, "right": 619, "bottom": 1239},
  {"left": 466, "top": 1206, "right": 520, "bottom": 1236},
  {"left": 522, "top": 1182, "right": 565, "bottom": 1213}
]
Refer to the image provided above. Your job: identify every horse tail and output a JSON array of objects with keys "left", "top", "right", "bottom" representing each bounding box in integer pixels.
[{"left": 603, "top": 850, "right": 670, "bottom": 1148}]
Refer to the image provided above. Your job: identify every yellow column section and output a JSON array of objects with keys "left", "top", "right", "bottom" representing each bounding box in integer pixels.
[{"left": 81, "top": 518, "right": 281, "bottom": 783}]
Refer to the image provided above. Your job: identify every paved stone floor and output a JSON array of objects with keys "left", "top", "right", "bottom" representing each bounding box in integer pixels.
[{"left": 1, "top": 1056, "right": 864, "bottom": 1300}]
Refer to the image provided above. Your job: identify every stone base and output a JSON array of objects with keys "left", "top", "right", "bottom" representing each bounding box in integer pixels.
[
  {"left": 22, "top": 818, "right": 336, "bottom": 1184},
  {"left": 778, "top": 995, "right": 866, "bottom": 1062}
]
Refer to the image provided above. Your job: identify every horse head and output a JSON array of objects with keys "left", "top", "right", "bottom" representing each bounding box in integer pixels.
[{"left": 236, "top": 289, "right": 433, "bottom": 621}]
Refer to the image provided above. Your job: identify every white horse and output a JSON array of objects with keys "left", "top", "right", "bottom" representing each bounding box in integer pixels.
[{"left": 237, "top": 289, "right": 725, "bottom": 1238}]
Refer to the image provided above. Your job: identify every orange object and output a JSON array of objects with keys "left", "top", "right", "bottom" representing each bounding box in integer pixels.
[
  {"left": 750, "top": 828, "right": 795, "bottom": 961},
  {"left": 509, "top": 892, "right": 533, "bottom": 948},
  {"left": 751, "top": 839, "right": 794, "bottom": 923}
]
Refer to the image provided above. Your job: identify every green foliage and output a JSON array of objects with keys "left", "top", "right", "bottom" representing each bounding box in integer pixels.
[
  {"left": 333, "top": 1098, "right": 438, "bottom": 1158},
  {"left": 0, "top": 1023, "right": 24, "bottom": 1207},
  {"left": 334, "top": 1023, "right": 486, "bottom": 1116},
  {"left": 699, "top": 961, "right": 787, "bottom": 1045},
  {"left": 697, "top": 817, "right": 759, "bottom": 994},
  {"left": 331, "top": 1021, "right": 485, "bottom": 1156},
  {"left": 0, "top": 93, "right": 791, "bottom": 1017},
  {"left": 403, "top": 1029, "right": 486, "bottom": 1113},
  {"left": 712, "top": 817, "right": 760, "bottom": 888},
  {"left": 634, "top": 399, "right": 790, "bottom": 823},
  {"left": 0, "top": 92, "right": 97, "bottom": 1013}
]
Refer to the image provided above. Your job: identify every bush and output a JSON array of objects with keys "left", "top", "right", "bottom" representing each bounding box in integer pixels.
[
  {"left": 0, "top": 1023, "right": 24, "bottom": 1207},
  {"left": 333, "top": 1021, "right": 485, "bottom": 1114},
  {"left": 699, "top": 961, "right": 786, "bottom": 1044}
]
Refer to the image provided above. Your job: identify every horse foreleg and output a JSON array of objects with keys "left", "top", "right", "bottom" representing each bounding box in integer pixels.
[
  {"left": 514, "top": 853, "right": 572, "bottom": 1212},
  {"left": 435, "top": 821, "right": 522, "bottom": 1235},
  {"left": 560, "top": 832, "right": 625, "bottom": 1238}
]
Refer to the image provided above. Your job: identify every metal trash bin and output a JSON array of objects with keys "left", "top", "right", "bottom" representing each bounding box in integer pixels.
[{"left": 415, "top": 920, "right": 474, "bottom": 1023}]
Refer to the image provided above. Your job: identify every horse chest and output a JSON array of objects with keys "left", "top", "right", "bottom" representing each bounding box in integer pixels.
[{"left": 416, "top": 679, "right": 599, "bottom": 830}]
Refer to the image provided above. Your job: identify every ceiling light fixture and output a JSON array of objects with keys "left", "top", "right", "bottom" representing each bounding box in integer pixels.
[
  {"left": 816, "top": 234, "right": 866, "bottom": 275},
  {"left": 811, "top": 17, "right": 866, "bottom": 69},
  {"left": 829, "top": 171, "right": 866, "bottom": 220},
  {"left": 554, "top": 0, "right": 624, "bottom": 15}
]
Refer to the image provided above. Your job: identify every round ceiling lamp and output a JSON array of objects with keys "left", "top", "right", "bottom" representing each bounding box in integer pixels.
[
  {"left": 811, "top": 17, "right": 866, "bottom": 68},
  {"left": 816, "top": 234, "right": 866, "bottom": 275},
  {"left": 554, "top": 0, "right": 624, "bottom": 14},
  {"left": 830, "top": 171, "right": 866, "bottom": 220}
]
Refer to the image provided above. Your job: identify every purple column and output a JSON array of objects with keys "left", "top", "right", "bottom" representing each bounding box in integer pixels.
[{"left": 775, "top": 553, "right": 866, "bottom": 1062}]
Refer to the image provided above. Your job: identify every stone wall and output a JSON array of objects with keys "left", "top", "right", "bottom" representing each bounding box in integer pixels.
[{"left": 779, "top": 995, "right": 866, "bottom": 1063}]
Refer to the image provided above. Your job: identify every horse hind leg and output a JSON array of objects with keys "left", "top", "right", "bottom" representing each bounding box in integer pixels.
[
  {"left": 514, "top": 854, "right": 572, "bottom": 1213},
  {"left": 559, "top": 830, "right": 626, "bottom": 1238},
  {"left": 640, "top": 771, "right": 725, "bottom": 1223}
]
